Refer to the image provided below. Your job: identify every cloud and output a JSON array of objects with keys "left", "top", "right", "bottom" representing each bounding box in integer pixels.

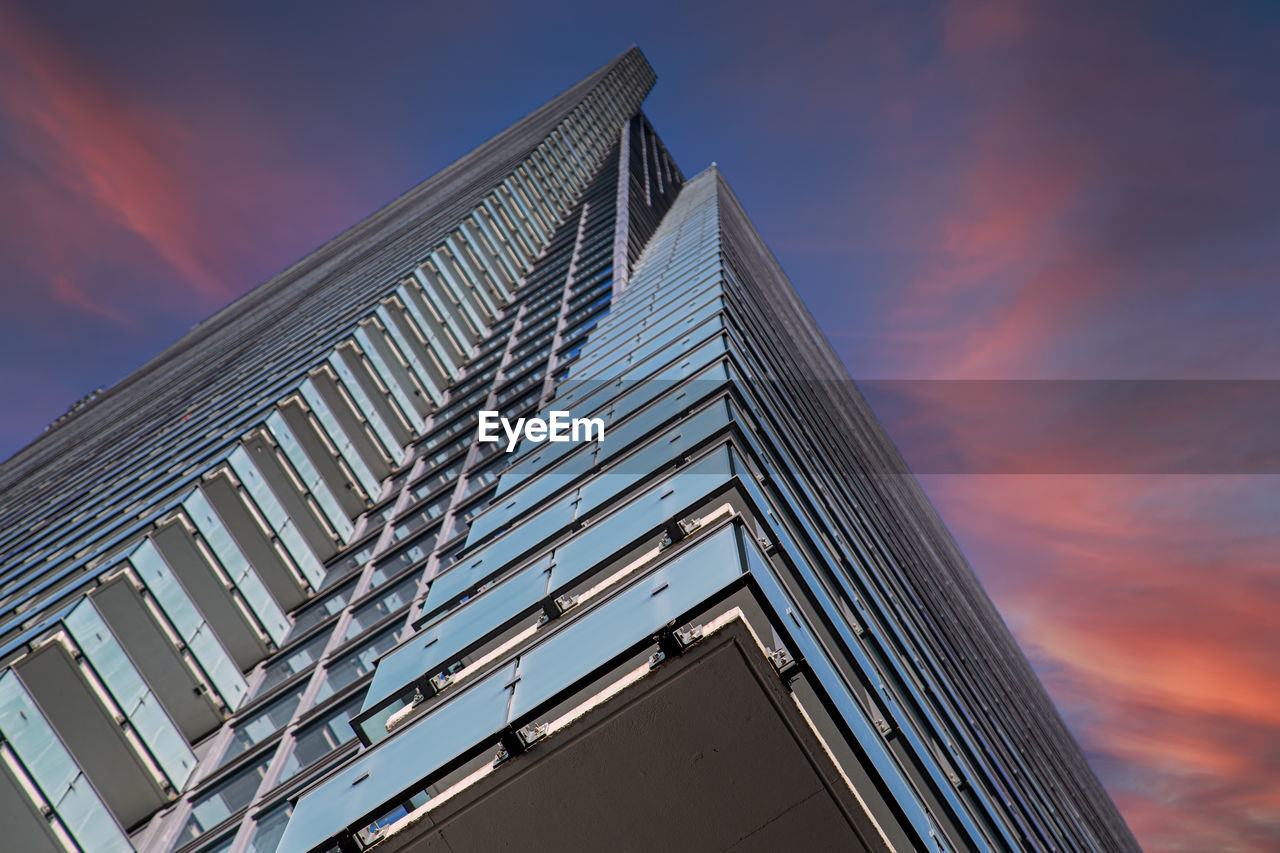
[
  {"left": 858, "top": 1, "right": 1280, "bottom": 380},
  {"left": 0, "top": 4, "right": 391, "bottom": 325},
  {"left": 0, "top": 3, "right": 403, "bottom": 450},
  {"left": 915, "top": 472, "right": 1280, "bottom": 851},
  {"left": 844, "top": 2, "right": 1280, "bottom": 849},
  {"left": 0, "top": 5, "right": 228, "bottom": 315}
]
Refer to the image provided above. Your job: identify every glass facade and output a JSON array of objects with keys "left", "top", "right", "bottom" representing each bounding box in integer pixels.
[{"left": 0, "top": 47, "right": 1136, "bottom": 853}]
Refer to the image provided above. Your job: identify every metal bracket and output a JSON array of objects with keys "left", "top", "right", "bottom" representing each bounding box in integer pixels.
[
  {"left": 493, "top": 722, "right": 548, "bottom": 767},
  {"left": 546, "top": 593, "right": 577, "bottom": 619},
  {"left": 650, "top": 623, "right": 704, "bottom": 669},
  {"left": 768, "top": 646, "right": 802, "bottom": 685}
]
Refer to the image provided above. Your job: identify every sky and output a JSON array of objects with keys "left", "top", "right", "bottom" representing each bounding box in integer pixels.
[{"left": 1, "top": 1, "right": 1277, "bottom": 849}]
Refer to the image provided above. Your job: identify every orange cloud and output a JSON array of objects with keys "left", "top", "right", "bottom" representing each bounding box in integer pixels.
[
  {"left": 862, "top": 7, "right": 1280, "bottom": 847},
  {"left": 919, "top": 473, "right": 1280, "bottom": 851}
]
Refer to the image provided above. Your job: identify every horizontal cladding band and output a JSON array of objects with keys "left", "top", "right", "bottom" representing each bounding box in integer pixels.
[{"left": 477, "top": 410, "right": 606, "bottom": 452}]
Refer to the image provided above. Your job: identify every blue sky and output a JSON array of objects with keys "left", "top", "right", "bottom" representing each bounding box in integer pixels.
[{"left": 2, "top": 2, "right": 1278, "bottom": 847}]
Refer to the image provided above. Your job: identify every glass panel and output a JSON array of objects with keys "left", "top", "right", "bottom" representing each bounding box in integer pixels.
[
  {"left": 229, "top": 446, "right": 325, "bottom": 587},
  {"left": 401, "top": 489, "right": 451, "bottom": 524},
  {"left": 363, "top": 499, "right": 399, "bottom": 529},
  {"left": 421, "top": 433, "right": 471, "bottom": 470},
  {"left": 127, "top": 542, "right": 200, "bottom": 633},
  {"left": 276, "top": 692, "right": 365, "bottom": 782},
  {"left": 220, "top": 686, "right": 305, "bottom": 768},
  {"left": 343, "top": 573, "right": 419, "bottom": 642},
  {"left": 368, "top": 527, "right": 439, "bottom": 587},
  {"left": 469, "top": 447, "right": 593, "bottom": 540},
  {"left": 409, "top": 459, "right": 463, "bottom": 501},
  {"left": 129, "top": 540, "right": 249, "bottom": 709},
  {"left": 594, "top": 373, "right": 730, "bottom": 467},
  {"left": 462, "top": 461, "right": 503, "bottom": 497},
  {"left": 356, "top": 327, "right": 422, "bottom": 430},
  {"left": 288, "top": 579, "right": 356, "bottom": 641},
  {"left": 0, "top": 672, "right": 133, "bottom": 853},
  {"left": 187, "top": 623, "right": 250, "bottom": 710},
  {"left": 362, "top": 558, "right": 552, "bottom": 716},
  {"left": 509, "top": 523, "right": 744, "bottom": 719},
  {"left": 255, "top": 630, "right": 329, "bottom": 697},
  {"left": 268, "top": 413, "right": 355, "bottom": 542},
  {"left": 276, "top": 662, "right": 516, "bottom": 853},
  {"left": 300, "top": 380, "right": 380, "bottom": 499},
  {"left": 577, "top": 398, "right": 731, "bottom": 511},
  {"left": 314, "top": 626, "right": 400, "bottom": 702},
  {"left": 245, "top": 801, "right": 293, "bottom": 853},
  {"left": 738, "top": 534, "right": 941, "bottom": 840},
  {"left": 321, "top": 540, "right": 377, "bottom": 588},
  {"left": 192, "top": 831, "right": 237, "bottom": 853},
  {"left": 328, "top": 351, "right": 399, "bottom": 458},
  {"left": 422, "top": 544, "right": 554, "bottom": 622},
  {"left": 390, "top": 504, "right": 444, "bottom": 543},
  {"left": 495, "top": 353, "right": 727, "bottom": 497},
  {"left": 182, "top": 755, "right": 271, "bottom": 843},
  {"left": 377, "top": 303, "right": 442, "bottom": 405},
  {"left": 549, "top": 448, "right": 733, "bottom": 590}
]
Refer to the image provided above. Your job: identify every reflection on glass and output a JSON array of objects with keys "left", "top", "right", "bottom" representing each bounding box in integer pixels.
[
  {"left": 288, "top": 579, "right": 356, "bottom": 641},
  {"left": 220, "top": 686, "right": 305, "bottom": 768},
  {"left": 255, "top": 631, "right": 328, "bottom": 697},
  {"left": 314, "top": 627, "right": 400, "bottom": 702},
  {"left": 180, "top": 755, "right": 271, "bottom": 845},
  {"left": 277, "top": 691, "right": 365, "bottom": 782},
  {"left": 343, "top": 573, "right": 419, "bottom": 642},
  {"left": 245, "top": 801, "right": 293, "bottom": 853}
]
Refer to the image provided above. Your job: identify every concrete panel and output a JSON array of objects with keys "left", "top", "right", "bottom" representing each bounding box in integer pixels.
[
  {"left": 377, "top": 625, "right": 888, "bottom": 853},
  {"left": 152, "top": 520, "right": 267, "bottom": 671},
  {"left": 243, "top": 434, "right": 339, "bottom": 562},
  {"left": 16, "top": 644, "right": 167, "bottom": 829},
  {"left": 92, "top": 577, "right": 223, "bottom": 741},
  {"left": 202, "top": 471, "right": 309, "bottom": 611},
  {"left": 0, "top": 756, "right": 63, "bottom": 853}
]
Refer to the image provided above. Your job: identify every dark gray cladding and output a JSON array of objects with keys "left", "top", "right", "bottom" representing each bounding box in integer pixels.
[{"left": 712, "top": 172, "right": 1141, "bottom": 852}]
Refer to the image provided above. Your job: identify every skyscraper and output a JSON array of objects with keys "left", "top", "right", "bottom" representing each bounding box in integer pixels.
[{"left": 0, "top": 48, "right": 1138, "bottom": 852}]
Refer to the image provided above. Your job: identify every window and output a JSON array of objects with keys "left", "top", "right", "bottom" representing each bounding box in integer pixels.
[
  {"left": 276, "top": 692, "right": 366, "bottom": 782},
  {"left": 219, "top": 686, "right": 305, "bottom": 768},
  {"left": 400, "top": 488, "right": 451, "bottom": 524},
  {"left": 314, "top": 626, "right": 400, "bottom": 701},
  {"left": 320, "top": 539, "right": 378, "bottom": 587},
  {"left": 189, "top": 831, "right": 236, "bottom": 853},
  {"left": 343, "top": 573, "right": 420, "bottom": 642},
  {"left": 245, "top": 801, "right": 293, "bottom": 853},
  {"left": 178, "top": 755, "right": 271, "bottom": 845},
  {"left": 255, "top": 630, "right": 328, "bottom": 697},
  {"left": 287, "top": 579, "right": 356, "bottom": 640},
  {"left": 406, "top": 459, "right": 464, "bottom": 506},
  {"left": 391, "top": 502, "right": 446, "bottom": 543},
  {"left": 462, "top": 460, "right": 504, "bottom": 496},
  {"left": 371, "top": 526, "right": 439, "bottom": 585}
]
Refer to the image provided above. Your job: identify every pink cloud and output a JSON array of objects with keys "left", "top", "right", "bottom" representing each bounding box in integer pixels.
[
  {"left": 856, "top": 3, "right": 1280, "bottom": 849},
  {"left": 0, "top": 6, "right": 230, "bottom": 314},
  {"left": 919, "top": 473, "right": 1280, "bottom": 850},
  {"left": 0, "top": 5, "right": 387, "bottom": 327}
]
